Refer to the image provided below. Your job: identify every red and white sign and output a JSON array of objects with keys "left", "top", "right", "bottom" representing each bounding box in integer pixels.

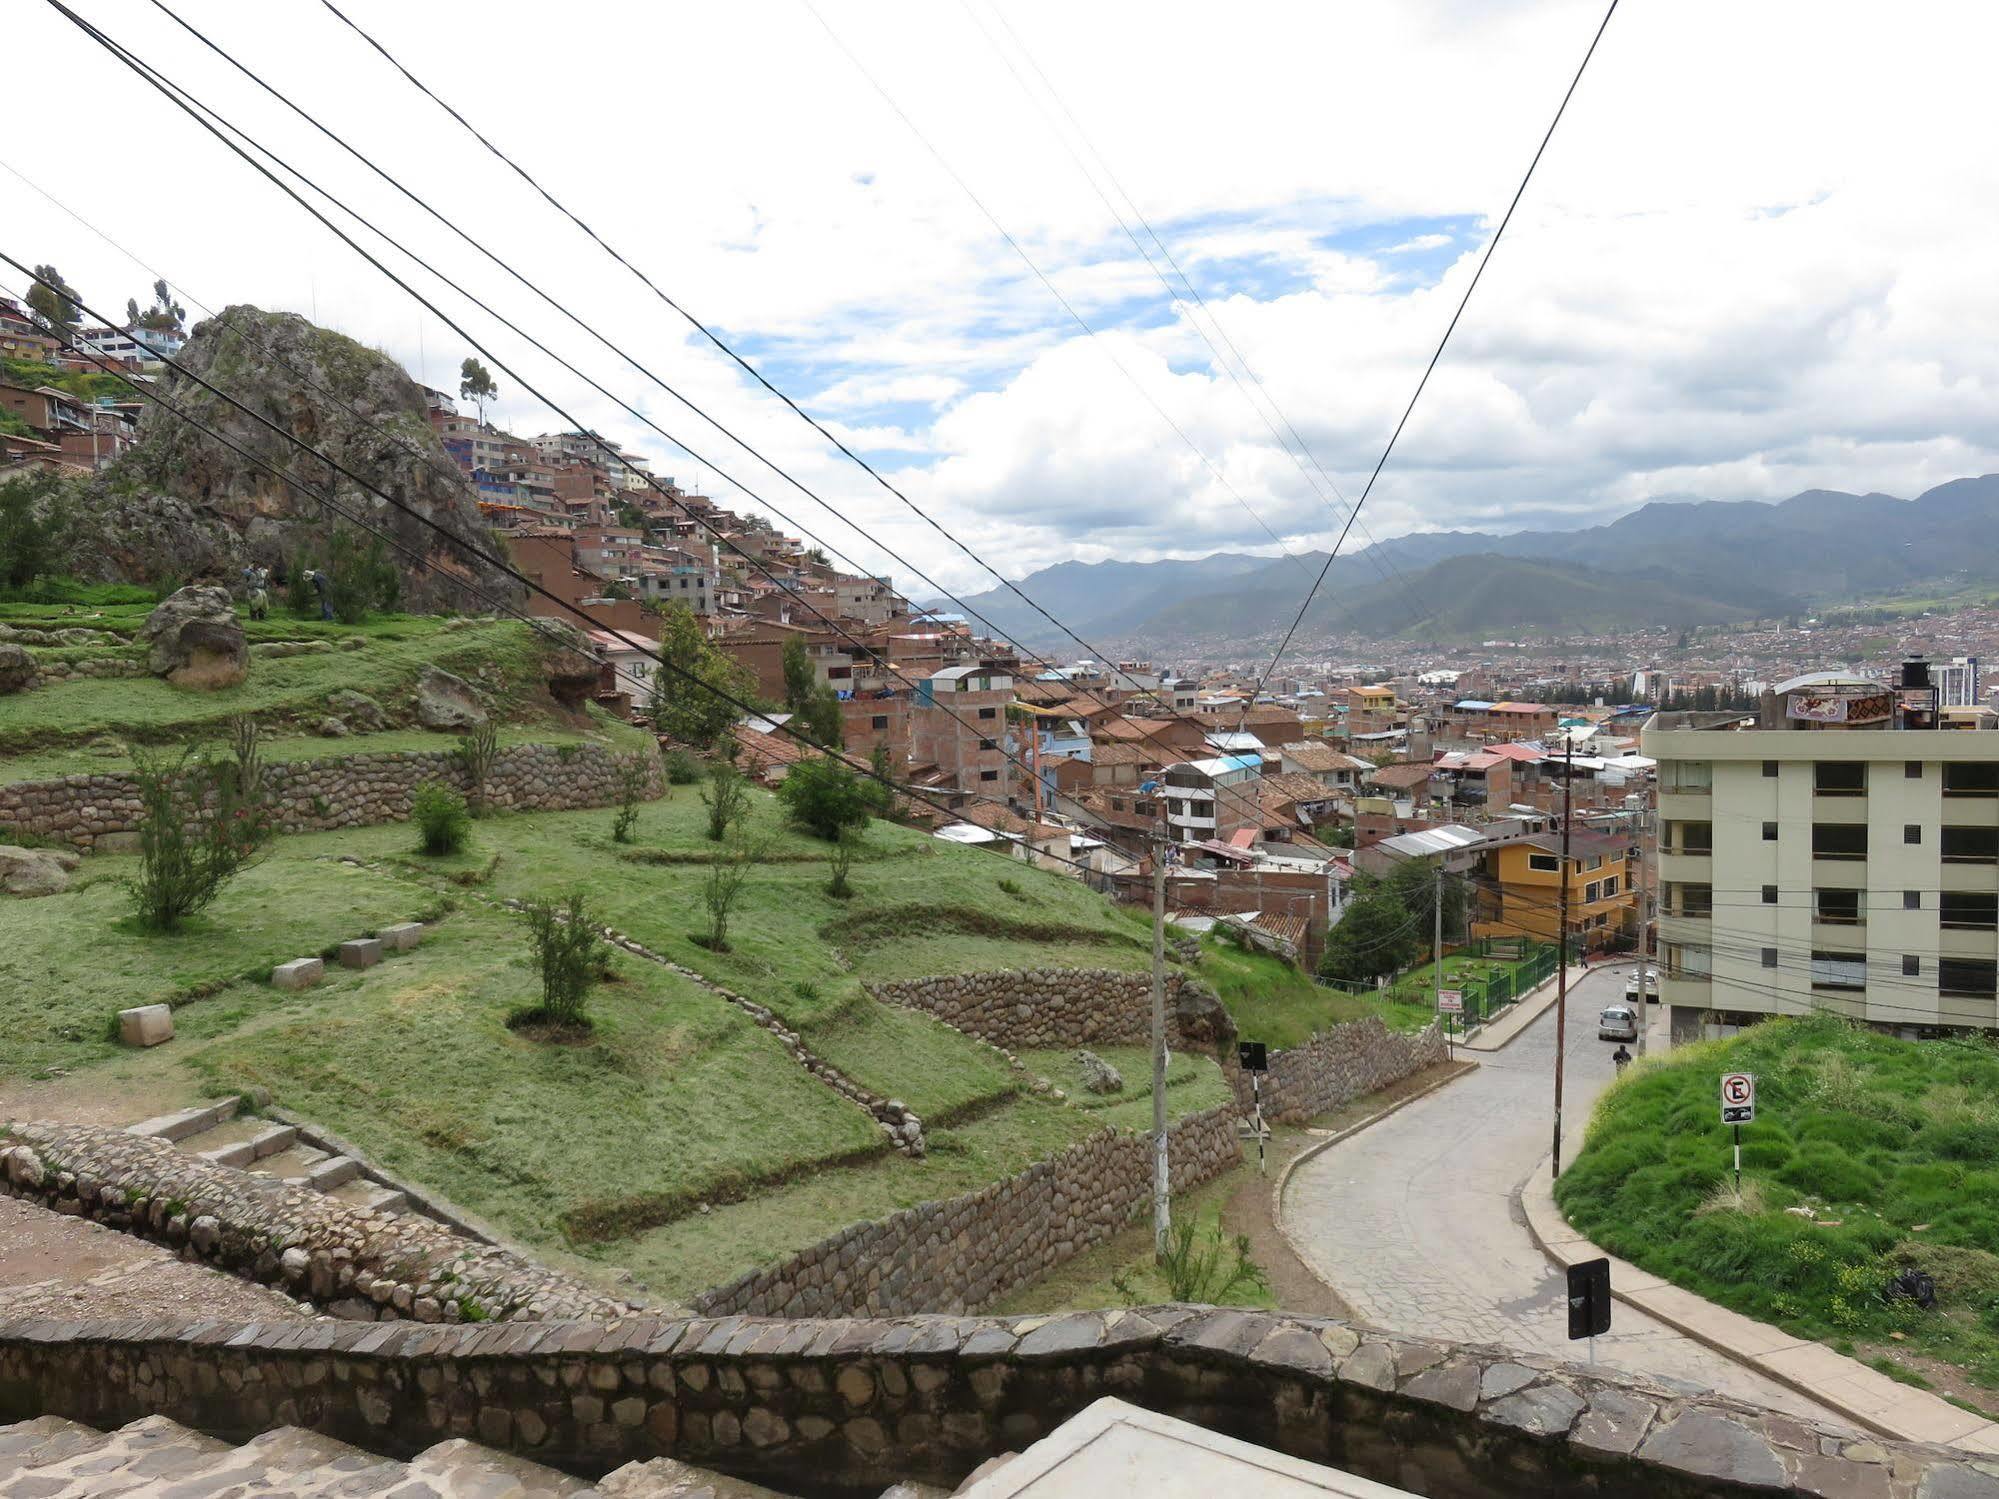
[
  {"left": 1720, "top": 1072, "right": 1755, "bottom": 1123},
  {"left": 1437, "top": 990, "right": 1463, "bottom": 1014}
]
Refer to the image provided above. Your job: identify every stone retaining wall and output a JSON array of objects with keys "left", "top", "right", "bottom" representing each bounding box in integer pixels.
[
  {"left": 1235, "top": 1016, "right": 1450, "bottom": 1126},
  {"left": 694, "top": 1106, "right": 1243, "bottom": 1320},
  {"left": 0, "top": 1305, "right": 1974, "bottom": 1498},
  {"left": 0, "top": 1123, "right": 633, "bottom": 1324},
  {"left": 866, "top": 968, "right": 1231, "bottom": 1054},
  {"left": 0, "top": 740, "right": 659, "bottom": 849}
]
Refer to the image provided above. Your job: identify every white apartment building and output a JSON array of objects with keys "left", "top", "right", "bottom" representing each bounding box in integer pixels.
[{"left": 1645, "top": 673, "right": 1999, "bottom": 1042}]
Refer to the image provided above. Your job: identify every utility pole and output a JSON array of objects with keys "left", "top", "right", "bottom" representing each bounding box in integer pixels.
[
  {"left": 1434, "top": 859, "right": 1448, "bottom": 1057},
  {"left": 1552, "top": 735, "right": 1573, "bottom": 1178},
  {"left": 1634, "top": 804, "right": 1651, "bottom": 1056},
  {"left": 1150, "top": 826, "right": 1171, "bottom": 1258}
]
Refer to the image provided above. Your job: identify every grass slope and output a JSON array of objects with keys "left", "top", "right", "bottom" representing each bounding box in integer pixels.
[{"left": 1558, "top": 1015, "right": 1999, "bottom": 1398}]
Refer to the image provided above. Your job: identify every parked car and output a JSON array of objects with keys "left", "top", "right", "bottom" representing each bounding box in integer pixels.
[
  {"left": 1625, "top": 967, "right": 1660, "bottom": 1005},
  {"left": 1598, "top": 1004, "right": 1639, "bottom": 1042}
]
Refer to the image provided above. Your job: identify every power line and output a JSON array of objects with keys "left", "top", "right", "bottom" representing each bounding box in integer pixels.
[{"left": 1244, "top": 0, "right": 1621, "bottom": 706}]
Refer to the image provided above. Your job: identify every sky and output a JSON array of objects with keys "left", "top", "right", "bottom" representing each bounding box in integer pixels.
[{"left": 8, "top": 0, "right": 1999, "bottom": 599}]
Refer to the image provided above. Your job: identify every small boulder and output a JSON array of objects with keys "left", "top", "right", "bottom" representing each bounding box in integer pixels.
[
  {"left": 0, "top": 642, "right": 35, "bottom": 694},
  {"left": 0, "top": 844, "right": 79, "bottom": 897},
  {"left": 1075, "top": 1048, "right": 1125, "bottom": 1095},
  {"left": 139, "top": 585, "right": 247, "bottom": 689},
  {"left": 318, "top": 716, "right": 349, "bottom": 738},
  {"left": 339, "top": 938, "right": 384, "bottom": 969},
  {"left": 325, "top": 688, "right": 387, "bottom": 731},
  {"left": 272, "top": 957, "right": 325, "bottom": 991},
  {"left": 415, "top": 664, "right": 487, "bottom": 730},
  {"left": 117, "top": 1004, "right": 175, "bottom": 1048}
]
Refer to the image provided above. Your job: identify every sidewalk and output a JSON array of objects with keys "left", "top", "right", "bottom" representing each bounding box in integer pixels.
[
  {"left": 1520, "top": 1158, "right": 1999, "bottom": 1452},
  {"left": 1456, "top": 963, "right": 1587, "bottom": 1052}
]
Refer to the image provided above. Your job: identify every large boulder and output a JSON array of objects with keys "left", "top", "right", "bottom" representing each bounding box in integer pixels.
[
  {"left": 325, "top": 688, "right": 386, "bottom": 731},
  {"left": 1173, "top": 977, "right": 1236, "bottom": 1053},
  {"left": 0, "top": 642, "right": 35, "bottom": 694},
  {"left": 0, "top": 845, "right": 80, "bottom": 897},
  {"left": 534, "top": 620, "right": 604, "bottom": 709},
  {"left": 139, "top": 585, "right": 247, "bottom": 689},
  {"left": 415, "top": 664, "right": 487, "bottom": 730}
]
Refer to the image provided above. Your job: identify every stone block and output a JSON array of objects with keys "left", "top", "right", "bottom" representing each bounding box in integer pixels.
[
  {"left": 338, "top": 939, "right": 384, "bottom": 970},
  {"left": 117, "top": 1004, "right": 174, "bottom": 1048},
  {"left": 272, "top": 958, "right": 325, "bottom": 991},
  {"left": 377, "top": 922, "right": 424, "bottom": 952}
]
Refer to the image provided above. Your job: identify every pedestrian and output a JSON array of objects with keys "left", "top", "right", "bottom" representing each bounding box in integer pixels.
[
  {"left": 309, "top": 568, "right": 333, "bottom": 622},
  {"left": 1611, "top": 1043, "right": 1632, "bottom": 1074}
]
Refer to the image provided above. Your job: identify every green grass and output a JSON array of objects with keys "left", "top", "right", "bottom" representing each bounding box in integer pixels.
[
  {"left": 186, "top": 907, "right": 886, "bottom": 1248},
  {"left": 1018, "top": 1045, "right": 1230, "bottom": 1128},
  {"left": 1198, "top": 937, "right": 1434, "bottom": 1047},
  {"left": 1558, "top": 1014, "right": 1999, "bottom": 1397}
]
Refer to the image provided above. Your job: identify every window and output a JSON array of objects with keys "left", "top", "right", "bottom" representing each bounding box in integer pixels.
[
  {"left": 978, "top": 739, "right": 997, "bottom": 752},
  {"left": 1903, "top": 955, "right": 1921, "bottom": 977},
  {"left": 1672, "top": 882, "right": 1712, "bottom": 916},
  {"left": 1528, "top": 853, "right": 1561, "bottom": 873},
  {"left": 1907, "top": 760, "right": 1924, "bottom": 779},
  {"left": 1940, "top": 892, "right": 1999, "bottom": 930},
  {"left": 978, "top": 770, "right": 999, "bottom": 783},
  {"left": 1810, "top": 951, "right": 1866, "bottom": 990},
  {"left": 1585, "top": 881, "right": 1602, "bottom": 904},
  {"left": 1762, "top": 821, "right": 1778, "bottom": 842},
  {"left": 1763, "top": 760, "right": 1779, "bottom": 778},
  {"left": 1815, "top": 888, "right": 1862, "bottom": 925},
  {"left": 870, "top": 715, "right": 888, "bottom": 730},
  {"left": 1906, "top": 824, "right": 1923, "bottom": 845},
  {"left": 1663, "top": 761, "right": 1711, "bottom": 793},
  {"left": 977, "top": 707, "right": 997, "bottom": 720},
  {"left": 1674, "top": 821, "right": 1713, "bottom": 855},
  {"left": 1811, "top": 824, "right": 1868, "bottom": 860},
  {"left": 1943, "top": 763, "right": 1999, "bottom": 797},
  {"left": 1939, "top": 958, "right": 1998, "bottom": 999},
  {"left": 1906, "top": 890, "right": 1922, "bottom": 910},
  {"left": 1763, "top": 885, "right": 1779, "bottom": 904},
  {"left": 1601, "top": 875, "right": 1619, "bottom": 898},
  {"left": 1814, "top": 762, "right": 1866, "bottom": 796},
  {"left": 1942, "top": 826, "right": 1999, "bottom": 864},
  {"left": 1762, "top": 948, "right": 1778, "bottom": 969}
]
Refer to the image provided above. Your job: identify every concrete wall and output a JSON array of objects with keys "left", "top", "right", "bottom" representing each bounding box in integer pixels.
[
  {"left": 693, "top": 1106, "right": 1242, "bottom": 1319},
  {"left": 0, "top": 740, "right": 658, "bottom": 850},
  {"left": 0, "top": 1305, "right": 1970, "bottom": 1498}
]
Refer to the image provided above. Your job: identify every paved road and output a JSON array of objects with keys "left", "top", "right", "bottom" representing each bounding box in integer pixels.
[{"left": 1284, "top": 963, "right": 1838, "bottom": 1420}]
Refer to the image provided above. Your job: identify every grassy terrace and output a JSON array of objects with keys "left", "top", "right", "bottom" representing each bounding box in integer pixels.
[
  {"left": 1559, "top": 1015, "right": 1999, "bottom": 1406},
  {"left": 1200, "top": 938, "right": 1437, "bottom": 1047}
]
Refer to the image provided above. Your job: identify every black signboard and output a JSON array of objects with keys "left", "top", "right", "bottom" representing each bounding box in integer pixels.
[
  {"left": 1237, "top": 1041, "right": 1268, "bottom": 1073},
  {"left": 1568, "top": 1257, "right": 1612, "bottom": 1339}
]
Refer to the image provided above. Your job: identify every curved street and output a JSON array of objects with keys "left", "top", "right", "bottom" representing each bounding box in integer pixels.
[{"left": 1282, "top": 962, "right": 1839, "bottom": 1421}]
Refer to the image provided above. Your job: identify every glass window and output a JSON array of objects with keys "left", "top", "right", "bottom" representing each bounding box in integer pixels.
[
  {"left": 1672, "top": 882, "right": 1711, "bottom": 915},
  {"left": 1939, "top": 958, "right": 1997, "bottom": 998},
  {"left": 1585, "top": 881, "right": 1602, "bottom": 903},
  {"left": 1528, "top": 853, "right": 1561, "bottom": 873},
  {"left": 1762, "top": 948, "right": 1778, "bottom": 969},
  {"left": 870, "top": 715, "right": 888, "bottom": 730},
  {"left": 1906, "top": 760, "right": 1923, "bottom": 779},
  {"left": 1762, "top": 760, "right": 1778, "bottom": 778},
  {"left": 1903, "top": 955, "right": 1920, "bottom": 977},
  {"left": 1664, "top": 761, "right": 1711, "bottom": 793},
  {"left": 1809, "top": 951, "right": 1866, "bottom": 990},
  {"left": 1675, "top": 821, "right": 1713, "bottom": 855},
  {"left": 1906, "top": 890, "right": 1921, "bottom": 910},
  {"left": 1815, "top": 888, "right": 1862, "bottom": 925},
  {"left": 979, "top": 769, "right": 998, "bottom": 783},
  {"left": 1762, "top": 821, "right": 1778, "bottom": 841},
  {"left": 1906, "top": 824, "right": 1923, "bottom": 845},
  {"left": 1942, "top": 826, "right": 1999, "bottom": 863},
  {"left": 1763, "top": 885, "right": 1778, "bottom": 904},
  {"left": 1814, "top": 762, "right": 1866, "bottom": 796},
  {"left": 1943, "top": 763, "right": 1999, "bottom": 797},
  {"left": 1811, "top": 824, "right": 1868, "bottom": 860},
  {"left": 1940, "top": 892, "right": 1998, "bottom": 930}
]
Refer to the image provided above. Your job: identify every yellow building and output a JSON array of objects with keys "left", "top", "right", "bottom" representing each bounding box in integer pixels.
[{"left": 1471, "top": 830, "right": 1634, "bottom": 952}]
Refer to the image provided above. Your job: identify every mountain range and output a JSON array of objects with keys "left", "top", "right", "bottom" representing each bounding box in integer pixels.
[{"left": 932, "top": 475, "right": 1999, "bottom": 649}]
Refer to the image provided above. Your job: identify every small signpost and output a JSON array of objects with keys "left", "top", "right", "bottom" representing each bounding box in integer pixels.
[
  {"left": 1720, "top": 1071, "right": 1755, "bottom": 1192},
  {"left": 1568, "top": 1256, "right": 1612, "bottom": 1362},
  {"left": 1238, "top": 1041, "right": 1269, "bottom": 1174},
  {"left": 1438, "top": 990, "right": 1462, "bottom": 1058}
]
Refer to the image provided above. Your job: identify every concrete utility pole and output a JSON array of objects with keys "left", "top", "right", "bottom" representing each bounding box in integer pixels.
[
  {"left": 1635, "top": 805, "right": 1651, "bottom": 1056},
  {"left": 1150, "top": 831, "right": 1171, "bottom": 1259},
  {"left": 1552, "top": 735, "right": 1574, "bottom": 1178}
]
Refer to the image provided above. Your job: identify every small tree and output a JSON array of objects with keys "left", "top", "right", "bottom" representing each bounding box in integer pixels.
[
  {"left": 521, "top": 890, "right": 604, "bottom": 1029},
  {"left": 826, "top": 826, "right": 859, "bottom": 900},
  {"left": 778, "top": 755, "right": 879, "bottom": 841},
  {"left": 126, "top": 742, "right": 272, "bottom": 933},
  {"left": 648, "top": 602, "right": 751, "bottom": 748},
  {"left": 1317, "top": 879, "right": 1418, "bottom": 985},
  {"left": 701, "top": 759, "right": 749, "bottom": 842},
  {"left": 411, "top": 781, "right": 471, "bottom": 855},
  {"left": 699, "top": 834, "right": 762, "bottom": 952},
  {"left": 323, "top": 526, "right": 400, "bottom": 623},
  {"left": 286, "top": 549, "right": 316, "bottom": 618},
  {"left": 611, "top": 755, "right": 649, "bottom": 843},
  {"left": 459, "top": 356, "right": 498, "bottom": 425},
  {"left": 25, "top": 264, "right": 80, "bottom": 336},
  {"left": 0, "top": 472, "right": 70, "bottom": 589},
  {"left": 797, "top": 683, "right": 845, "bottom": 750},
  {"left": 663, "top": 749, "right": 702, "bottom": 785},
  {"left": 781, "top": 637, "right": 815, "bottom": 713},
  {"left": 458, "top": 721, "right": 499, "bottom": 818}
]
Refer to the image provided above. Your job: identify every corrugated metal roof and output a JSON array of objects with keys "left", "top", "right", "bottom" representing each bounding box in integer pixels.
[{"left": 1375, "top": 824, "right": 1489, "bottom": 859}]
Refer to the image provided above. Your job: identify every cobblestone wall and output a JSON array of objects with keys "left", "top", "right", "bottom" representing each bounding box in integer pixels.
[
  {"left": 0, "top": 740, "right": 659, "bottom": 849},
  {"left": 0, "top": 1305, "right": 1966, "bottom": 1498},
  {"left": 1234, "top": 1016, "right": 1449, "bottom": 1126},
  {"left": 866, "top": 968, "right": 1232, "bottom": 1053},
  {"left": 694, "top": 1106, "right": 1242, "bottom": 1319},
  {"left": 0, "top": 1124, "right": 633, "bottom": 1324}
]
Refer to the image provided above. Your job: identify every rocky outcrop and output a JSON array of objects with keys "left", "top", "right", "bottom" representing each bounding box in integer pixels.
[
  {"left": 0, "top": 643, "right": 34, "bottom": 694},
  {"left": 139, "top": 585, "right": 247, "bottom": 688},
  {"left": 70, "top": 306, "right": 524, "bottom": 614},
  {"left": 0, "top": 845, "right": 78, "bottom": 897},
  {"left": 415, "top": 664, "right": 487, "bottom": 730},
  {"left": 533, "top": 619, "right": 605, "bottom": 709}
]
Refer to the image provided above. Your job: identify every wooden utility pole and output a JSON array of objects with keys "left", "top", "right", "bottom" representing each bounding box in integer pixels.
[
  {"left": 1150, "top": 829, "right": 1171, "bottom": 1258},
  {"left": 1552, "top": 735, "right": 1574, "bottom": 1177}
]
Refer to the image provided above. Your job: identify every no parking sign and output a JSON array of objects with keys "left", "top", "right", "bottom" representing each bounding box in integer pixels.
[{"left": 1720, "top": 1072, "right": 1755, "bottom": 1125}]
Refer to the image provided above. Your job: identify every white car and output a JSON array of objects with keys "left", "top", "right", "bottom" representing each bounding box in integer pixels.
[
  {"left": 1598, "top": 1004, "right": 1639, "bottom": 1042},
  {"left": 1624, "top": 968, "right": 1660, "bottom": 1005}
]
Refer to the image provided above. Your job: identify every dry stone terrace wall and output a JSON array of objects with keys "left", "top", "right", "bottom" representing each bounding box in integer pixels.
[
  {"left": 1237, "top": 1016, "right": 1450, "bottom": 1126},
  {"left": 2, "top": 1305, "right": 1984, "bottom": 1499},
  {"left": 0, "top": 740, "right": 658, "bottom": 849},
  {"left": 866, "top": 968, "right": 1232, "bottom": 1054},
  {"left": 693, "top": 1106, "right": 1242, "bottom": 1320},
  {"left": 0, "top": 1124, "right": 634, "bottom": 1325}
]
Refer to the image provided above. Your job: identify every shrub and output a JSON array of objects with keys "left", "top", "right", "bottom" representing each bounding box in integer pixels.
[
  {"left": 457, "top": 721, "right": 499, "bottom": 818},
  {"left": 664, "top": 749, "right": 702, "bottom": 785},
  {"left": 826, "top": 828, "right": 858, "bottom": 900},
  {"left": 0, "top": 471, "right": 71, "bottom": 588},
  {"left": 611, "top": 756, "right": 649, "bottom": 844},
  {"left": 698, "top": 834, "right": 762, "bottom": 952},
  {"left": 1153, "top": 1215, "right": 1269, "bottom": 1304},
  {"left": 521, "top": 890, "right": 603, "bottom": 1029},
  {"left": 126, "top": 740, "right": 272, "bottom": 933},
  {"left": 777, "top": 755, "right": 883, "bottom": 841},
  {"left": 997, "top": 876, "right": 1024, "bottom": 897},
  {"left": 322, "top": 527, "right": 400, "bottom": 624},
  {"left": 411, "top": 782, "right": 471, "bottom": 856},
  {"left": 701, "top": 760, "right": 749, "bottom": 843}
]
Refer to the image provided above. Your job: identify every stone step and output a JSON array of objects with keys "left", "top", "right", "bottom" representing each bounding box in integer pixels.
[
  {"left": 190, "top": 1120, "right": 298, "bottom": 1168},
  {"left": 401, "top": 1437, "right": 600, "bottom": 1496},
  {"left": 599, "top": 1457, "right": 801, "bottom": 1497},
  {"left": 327, "top": 1177, "right": 407, "bottom": 1215},
  {"left": 0, "top": 1415, "right": 110, "bottom": 1468},
  {"left": 246, "top": 1142, "right": 331, "bottom": 1183},
  {"left": 125, "top": 1097, "right": 239, "bottom": 1142},
  {"left": 0, "top": 1413, "right": 232, "bottom": 1496},
  {"left": 305, "top": 1152, "right": 363, "bottom": 1191}
]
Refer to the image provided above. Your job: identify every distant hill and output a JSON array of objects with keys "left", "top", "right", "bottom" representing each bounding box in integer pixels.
[{"left": 956, "top": 475, "right": 1999, "bottom": 647}]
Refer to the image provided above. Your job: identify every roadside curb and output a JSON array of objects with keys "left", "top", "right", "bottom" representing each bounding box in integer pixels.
[
  {"left": 1272, "top": 1060, "right": 1478, "bottom": 1288},
  {"left": 1456, "top": 965, "right": 1570, "bottom": 1052},
  {"left": 1518, "top": 1155, "right": 1999, "bottom": 1452}
]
